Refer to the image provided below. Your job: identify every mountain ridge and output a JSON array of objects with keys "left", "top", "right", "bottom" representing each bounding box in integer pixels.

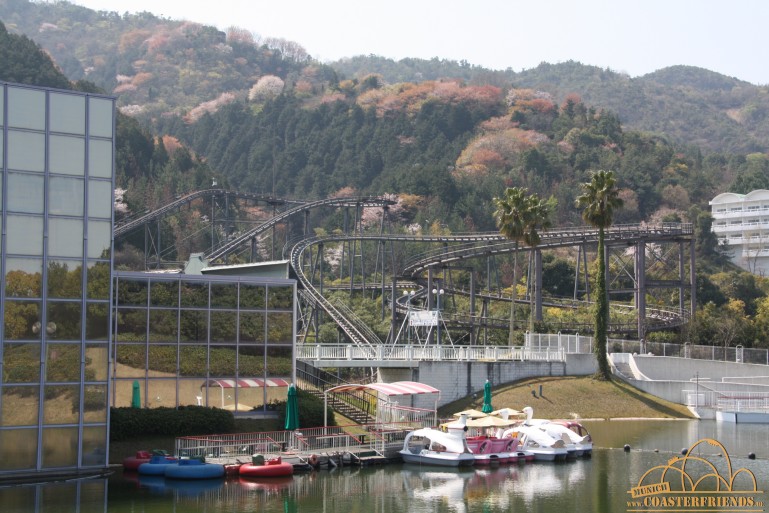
[{"left": 1, "top": 0, "right": 768, "bottom": 153}]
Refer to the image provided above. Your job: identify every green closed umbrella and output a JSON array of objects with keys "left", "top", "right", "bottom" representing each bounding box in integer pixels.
[
  {"left": 481, "top": 379, "right": 493, "bottom": 413},
  {"left": 285, "top": 383, "right": 299, "bottom": 431},
  {"left": 131, "top": 380, "right": 141, "bottom": 408}
]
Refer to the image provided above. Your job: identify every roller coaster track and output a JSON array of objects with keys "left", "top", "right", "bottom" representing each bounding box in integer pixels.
[
  {"left": 401, "top": 222, "right": 692, "bottom": 276},
  {"left": 290, "top": 223, "right": 693, "bottom": 348},
  {"left": 113, "top": 188, "right": 300, "bottom": 238},
  {"left": 206, "top": 196, "right": 396, "bottom": 262}
]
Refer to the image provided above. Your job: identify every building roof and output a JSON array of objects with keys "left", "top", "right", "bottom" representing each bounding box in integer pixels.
[{"left": 710, "top": 189, "right": 769, "bottom": 205}]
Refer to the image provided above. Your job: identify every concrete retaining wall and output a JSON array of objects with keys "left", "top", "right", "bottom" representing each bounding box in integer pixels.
[
  {"left": 380, "top": 360, "right": 568, "bottom": 409},
  {"left": 631, "top": 355, "right": 769, "bottom": 381}
]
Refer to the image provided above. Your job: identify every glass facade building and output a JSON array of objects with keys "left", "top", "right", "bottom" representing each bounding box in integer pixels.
[
  {"left": 112, "top": 272, "right": 296, "bottom": 413},
  {"left": 0, "top": 82, "right": 115, "bottom": 476}
]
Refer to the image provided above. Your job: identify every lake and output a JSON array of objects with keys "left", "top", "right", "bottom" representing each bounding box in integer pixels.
[{"left": 2, "top": 420, "right": 767, "bottom": 513}]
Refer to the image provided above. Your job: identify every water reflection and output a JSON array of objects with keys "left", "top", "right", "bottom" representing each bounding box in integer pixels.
[{"left": 1, "top": 421, "right": 768, "bottom": 513}]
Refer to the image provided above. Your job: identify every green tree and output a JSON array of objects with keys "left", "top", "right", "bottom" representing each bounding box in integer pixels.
[
  {"left": 576, "top": 170, "right": 623, "bottom": 380},
  {"left": 493, "top": 187, "right": 555, "bottom": 341}
]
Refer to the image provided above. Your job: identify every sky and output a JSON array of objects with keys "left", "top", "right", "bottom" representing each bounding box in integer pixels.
[{"left": 70, "top": 0, "right": 769, "bottom": 85}]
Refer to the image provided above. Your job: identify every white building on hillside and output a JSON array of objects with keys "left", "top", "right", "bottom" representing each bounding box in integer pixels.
[{"left": 710, "top": 190, "right": 769, "bottom": 274}]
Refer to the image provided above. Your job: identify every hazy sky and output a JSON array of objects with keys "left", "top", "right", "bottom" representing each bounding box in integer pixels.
[{"left": 71, "top": 0, "right": 769, "bottom": 85}]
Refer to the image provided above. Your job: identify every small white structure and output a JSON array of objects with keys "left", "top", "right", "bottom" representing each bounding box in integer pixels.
[{"left": 709, "top": 189, "right": 769, "bottom": 274}]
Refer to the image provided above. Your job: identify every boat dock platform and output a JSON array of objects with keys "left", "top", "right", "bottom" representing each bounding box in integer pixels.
[{"left": 177, "top": 423, "right": 411, "bottom": 469}]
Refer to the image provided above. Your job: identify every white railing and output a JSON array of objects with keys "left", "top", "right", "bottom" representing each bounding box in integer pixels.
[
  {"left": 296, "top": 344, "right": 565, "bottom": 362},
  {"left": 175, "top": 422, "right": 421, "bottom": 460},
  {"left": 526, "top": 332, "right": 769, "bottom": 365},
  {"left": 682, "top": 390, "right": 769, "bottom": 412}
]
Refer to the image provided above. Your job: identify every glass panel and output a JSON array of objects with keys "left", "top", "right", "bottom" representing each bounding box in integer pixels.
[
  {"left": 50, "top": 92, "right": 86, "bottom": 135},
  {"left": 179, "top": 345, "right": 207, "bottom": 377},
  {"left": 82, "top": 386, "right": 108, "bottom": 424},
  {"left": 240, "top": 283, "right": 266, "bottom": 309},
  {"left": 49, "top": 135, "right": 85, "bottom": 175},
  {"left": 88, "top": 179, "right": 112, "bottom": 218},
  {"left": 233, "top": 383, "right": 260, "bottom": 412},
  {"left": 46, "top": 343, "right": 81, "bottom": 382},
  {"left": 112, "top": 379, "right": 139, "bottom": 408},
  {"left": 0, "top": 428, "right": 38, "bottom": 471},
  {"left": 1, "top": 385, "right": 39, "bottom": 425},
  {"left": 8, "top": 86, "right": 45, "bottom": 130},
  {"left": 149, "top": 309, "right": 177, "bottom": 343},
  {"left": 179, "top": 378, "right": 205, "bottom": 406},
  {"left": 7, "top": 172, "right": 44, "bottom": 213},
  {"left": 116, "top": 279, "right": 147, "bottom": 306},
  {"left": 84, "top": 343, "right": 109, "bottom": 381},
  {"left": 238, "top": 345, "right": 265, "bottom": 376},
  {"left": 86, "top": 261, "right": 111, "bottom": 299},
  {"left": 44, "top": 384, "right": 80, "bottom": 424},
  {"left": 6, "top": 215, "right": 43, "bottom": 255},
  {"left": 210, "top": 311, "right": 236, "bottom": 343},
  {"left": 268, "top": 285, "right": 293, "bottom": 309},
  {"left": 267, "top": 312, "right": 293, "bottom": 345},
  {"left": 267, "top": 346, "right": 293, "bottom": 376},
  {"left": 42, "top": 426, "right": 79, "bottom": 468},
  {"left": 147, "top": 345, "right": 176, "bottom": 374},
  {"left": 209, "top": 345, "right": 236, "bottom": 377},
  {"left": 5, "top": 257, "right": 42, "bottom": 298},
  {"left": 48, "top": 218, "right": 84, "bottom": 258},
  {"left": 180, "top": 310, "right": 207, "bottom": 342},
  {"left": 47, "top": 260, "right": 83, "bottom": 299},
  {"left": 88, "top": 97, "right": 113, "bottom": 138},
  {"left": 46, "top": 301, "right": 82, "bottom": 341},
  {"left": 2, "top": 344, "right": 40, "bottom": 383},
  {"left": 87, "top": 221, "right": 111, "bottom": 259},
  {"left": 210, "top": 283, "right": 237, "bottom": 308},
  {"left": 88, "top": 139, "right": 112, "bottom": 178},
  {"left": 8, "top": 131, "right": 45, "bottom": 172},
  {"left": 0, "top": 85, "right": 4, "bottom": 124},
  {"left": 114, "top": 345, "right": 145, "bottom": 378},
  {"left": 81, "top": 425, "right": 107, "bottom": 467},
  {"left": 4, "top": 300, "right": 41, "bottom": 341},
  {"left": 180, "top": 281, "right": 208, "bottom": 307},
  {"left": 49, "top": 175, "right": 84, "bottom": 215},
  {"left": 116, "top": 307, "right": 147, "bottom": 342},
  {"left": 85, "top": 303, "right": 109, "bottom": 341},
  {"left": 150, "top": 281, "right": 178, "bottom": 307},
  {"left": 148, "top": 379, "right": 176, "bottom": 408},
  {"left": 240, "top": 311, "right": 265, "bottom": 344}
]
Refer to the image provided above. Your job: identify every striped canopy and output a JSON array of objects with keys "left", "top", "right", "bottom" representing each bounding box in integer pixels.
[
  {"left": 325, "top": 380, "right": 440, "bottom": 396},
  {"left": 201, "top": 378, "right": 291, "bottom": 389}
]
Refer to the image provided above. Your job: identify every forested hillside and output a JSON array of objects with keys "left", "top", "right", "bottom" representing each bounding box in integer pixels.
[
  {"left": 3, "top": 0, "right": 769, "bottom": 154},
  {"left": 5, "top": 1, "right": 769, "bottom": 349}
]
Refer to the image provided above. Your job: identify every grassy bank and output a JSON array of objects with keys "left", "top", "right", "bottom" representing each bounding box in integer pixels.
[{"left": 439, "top": 376, "right": 695, "bottom": 420}]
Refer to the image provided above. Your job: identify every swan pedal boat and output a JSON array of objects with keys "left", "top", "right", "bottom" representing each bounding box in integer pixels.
[{"left": 400, "top": 428, "right": 475, "bottom": 467}]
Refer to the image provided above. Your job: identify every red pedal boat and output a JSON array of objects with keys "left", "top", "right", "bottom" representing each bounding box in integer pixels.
[{"left": 239, "top": 456, "right": 294, "bottom": 478}]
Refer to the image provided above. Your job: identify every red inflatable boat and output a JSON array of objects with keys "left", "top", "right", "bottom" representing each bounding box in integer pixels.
[{"left": 239, "top": 457, "right": 294, "bottom": 478}]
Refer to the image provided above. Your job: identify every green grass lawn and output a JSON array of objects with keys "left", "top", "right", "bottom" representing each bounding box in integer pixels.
[{"left": 438, "top": 376, "right": 695, "bottom": 420}]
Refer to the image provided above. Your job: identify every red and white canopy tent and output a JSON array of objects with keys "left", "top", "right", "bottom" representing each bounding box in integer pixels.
[
  {"left": 323, "top": 381, "right": 441, "bottom": 428},
  {"left": 201, "top": 378, "right": 290, "bottom": 409}
]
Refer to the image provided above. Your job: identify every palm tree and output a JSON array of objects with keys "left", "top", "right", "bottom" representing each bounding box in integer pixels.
[
  {"left": 524, "top": 195, "right": 556, "bottom": 333},
  {"left": 576, "top": 170, "right": 623, "bottom": 380},
  {"left": 494, "top": 187, "right": 555, "bottom": 343}
]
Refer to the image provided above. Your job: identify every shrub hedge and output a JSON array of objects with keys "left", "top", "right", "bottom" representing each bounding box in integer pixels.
[{"left": 110, "top": 405, "right": 235, "bottom": 441}]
